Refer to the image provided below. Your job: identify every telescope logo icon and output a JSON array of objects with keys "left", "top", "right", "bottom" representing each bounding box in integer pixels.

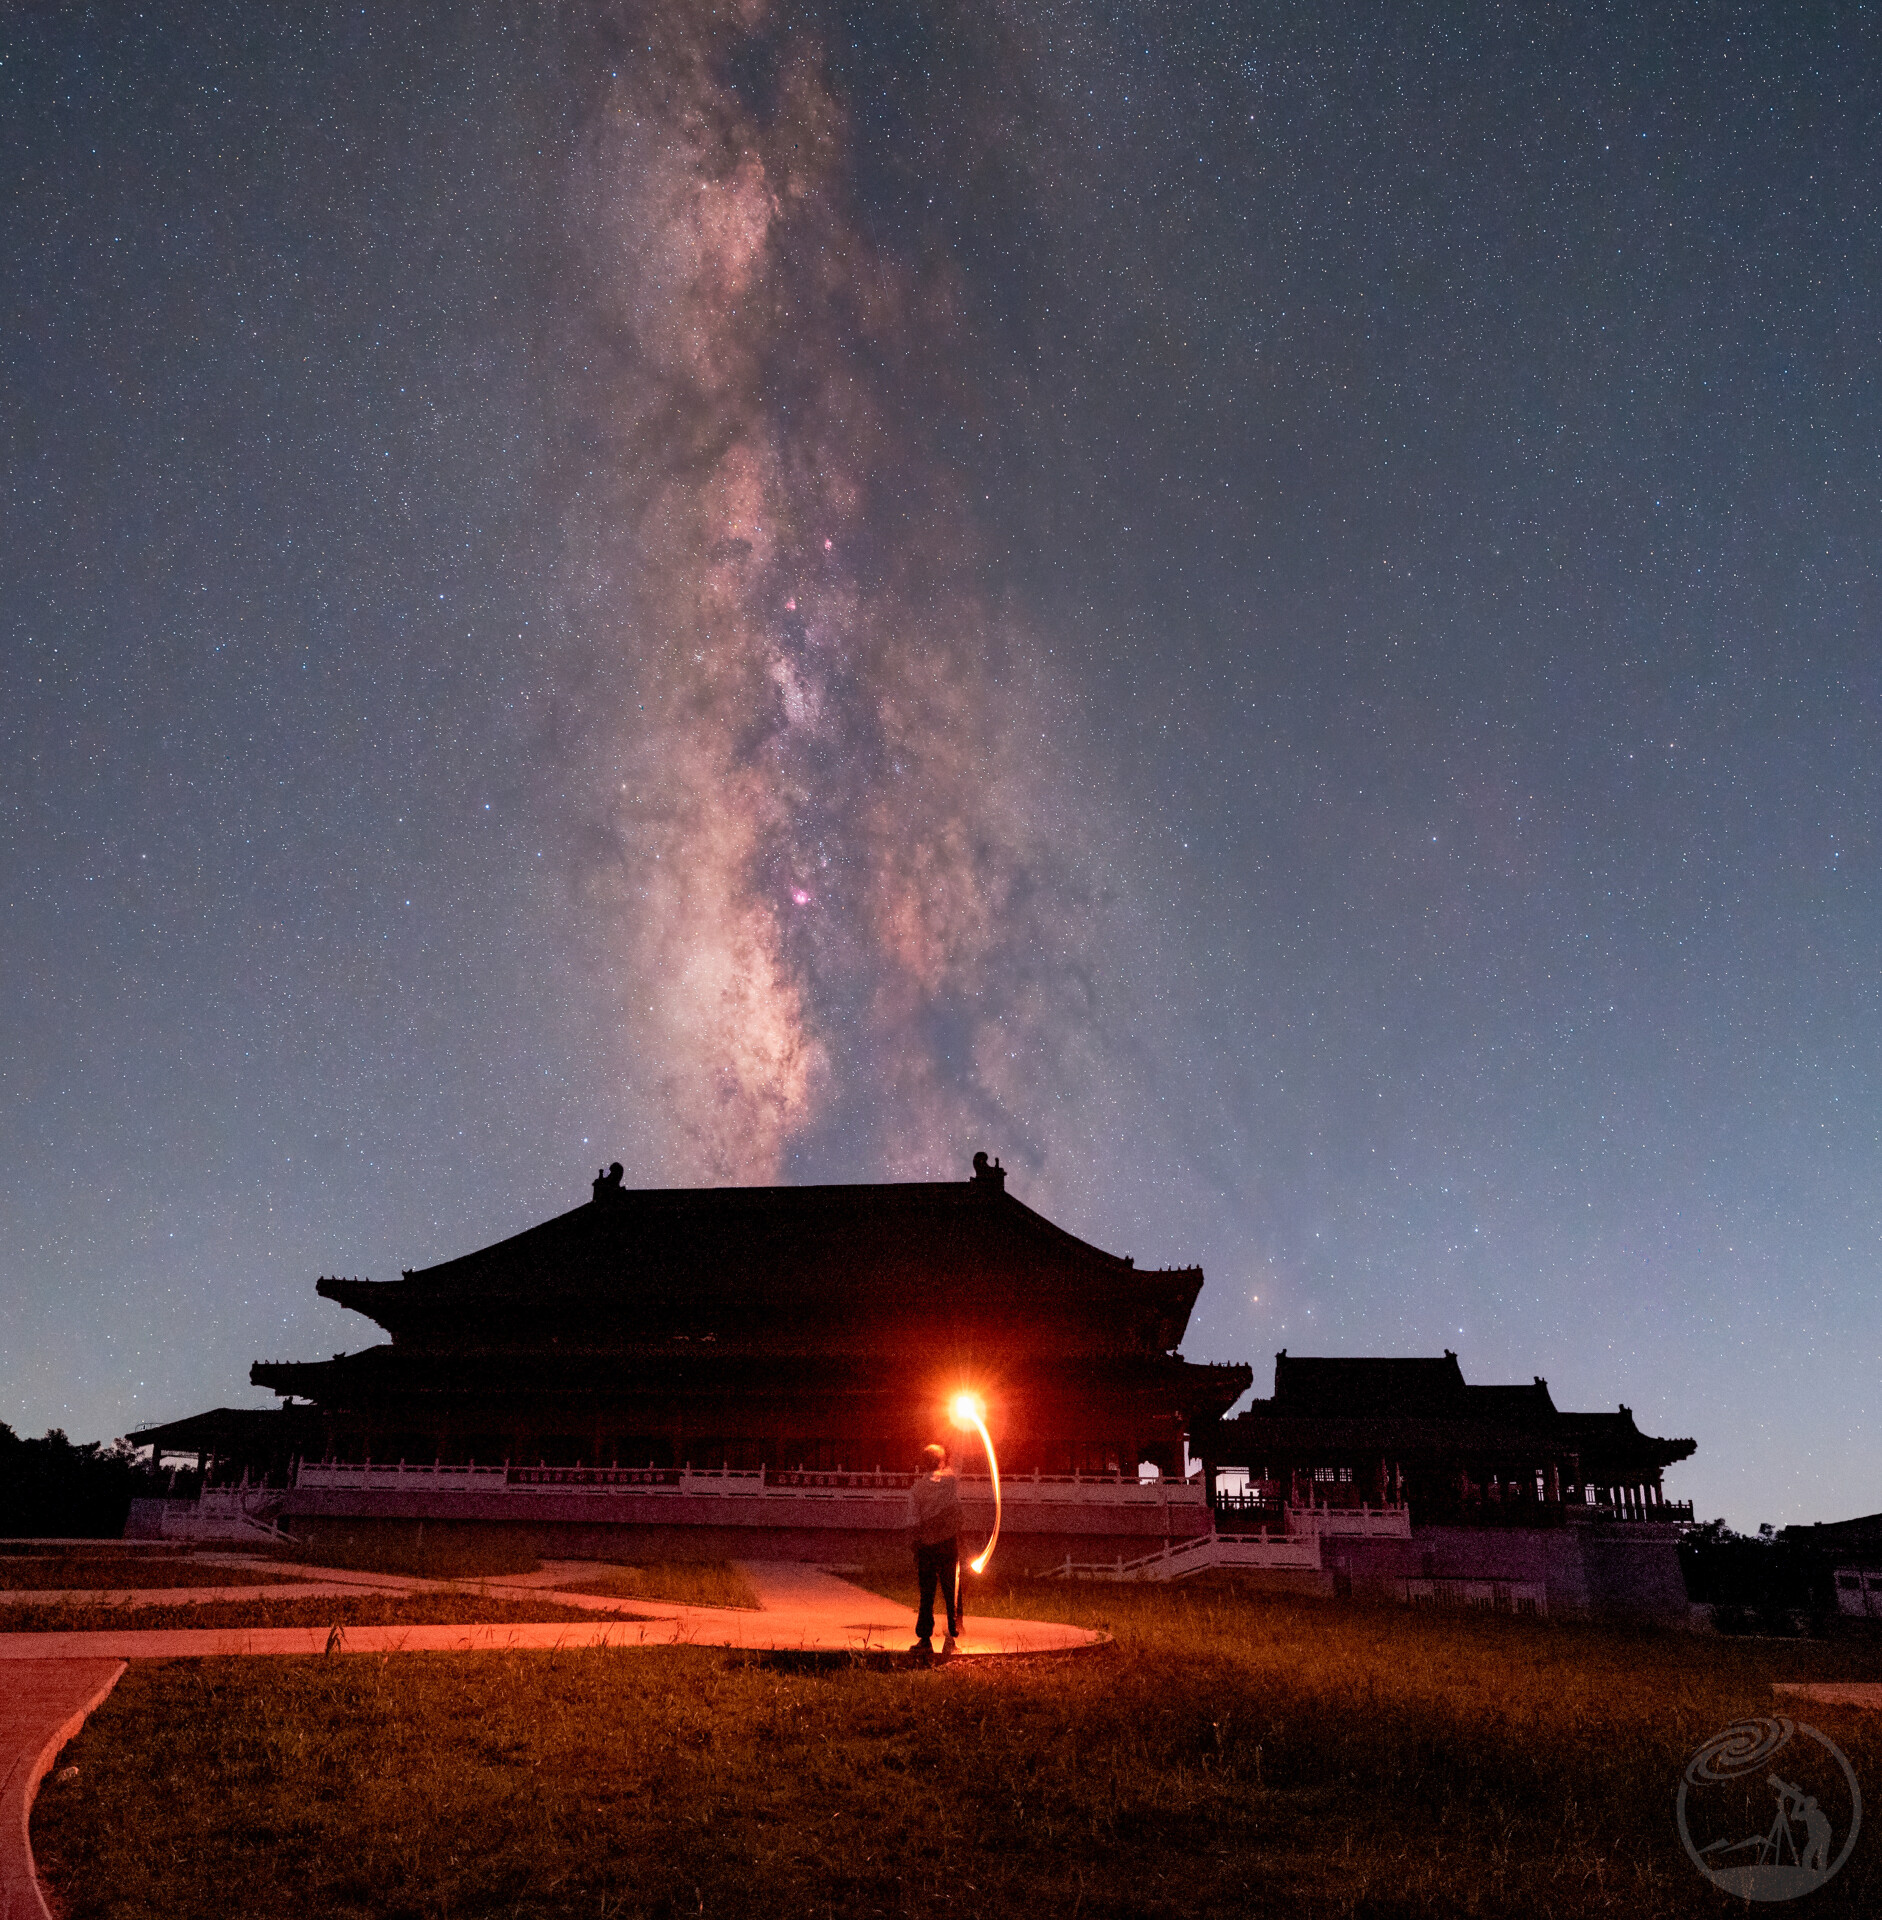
[{"left": 1676, "top": 1717, "right": 1861, "bottom": 1901}]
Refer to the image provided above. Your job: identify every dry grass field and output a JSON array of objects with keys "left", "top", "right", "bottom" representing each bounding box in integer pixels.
[
  {"left": 29, "top": 1576, "right": 1882, "bottom": 1918},
  {"left": 0, "top": 1549, "right": 303, "bottom": 1590},
  {"left": 275, "top": 1523, "right": 544, "bottom": 1579},
  {"left": 0, "top": 1589, "right": 629, "bottom": 1632},
  {"left": 556, "top": 1562, "right": 762, "bottom": 1610}
]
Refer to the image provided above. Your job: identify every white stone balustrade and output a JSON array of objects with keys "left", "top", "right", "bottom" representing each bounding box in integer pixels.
[{"left": 289, "top": 1459, "right": 1209, "bottom": 1507}]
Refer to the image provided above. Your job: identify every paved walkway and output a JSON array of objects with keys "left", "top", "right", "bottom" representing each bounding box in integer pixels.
[
  {"left": 2, "top": 1555, "right": 825, "bottom": 1609},
  {"left": 0, "top": 1659, "right": 124, "bottom": 1920},
  {"left": 0, "top": 1561, "right": 1098, "bottom": 1660},
  {"left": 1773, "top": 1680, "right": 1882, "bottom": 1711},
  {"left": 0, "top": 1553, "right": 504, "bottom": 1608}
]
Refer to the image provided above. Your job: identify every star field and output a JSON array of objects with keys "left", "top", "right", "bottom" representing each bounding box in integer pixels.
[{"left": 4, "top": 4, "right": 1879, "bottom": 1529}]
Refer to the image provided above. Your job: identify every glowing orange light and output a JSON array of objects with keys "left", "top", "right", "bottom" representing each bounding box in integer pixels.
[{"left": 948, "top": 1391, "right": 1001, "bottom": 1574}]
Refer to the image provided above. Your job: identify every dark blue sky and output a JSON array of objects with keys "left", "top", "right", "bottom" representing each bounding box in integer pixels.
[{"left": 5, "top": 4, "right": 1877, "bottom": 1529}]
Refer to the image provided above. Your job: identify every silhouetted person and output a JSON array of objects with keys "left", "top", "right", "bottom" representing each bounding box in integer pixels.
[
  {"left": 907, "top": 1441, "right": 961, "bottom": 1654},
  {"left": 1800, "top": 1793, "right": 1832, "bottom": 1873}
]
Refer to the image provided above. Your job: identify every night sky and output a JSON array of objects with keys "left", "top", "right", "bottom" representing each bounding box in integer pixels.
[{"left": 5, "top": 6, "right": 1878, "bottom": 1530}]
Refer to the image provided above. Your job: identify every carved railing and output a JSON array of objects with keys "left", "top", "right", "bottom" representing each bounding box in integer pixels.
[
  {"left": 1398, "top": 1576, "right": 1548, "bottom": 1616},
  {"left": 1286, "top": 1502, "right": 1413, "bottom": 1539},
  {"left": 291, "top": 1459, "right": 1207, "bottom": 1507},
  {"left": 295, "top": 1459, "right": 510, "bottom": 1491},
  {"left": 1579, "top": 1497, "right": 1693, "bottom": 1524},
  {"left": 1057, "top": 1530, "right": 1321, "bottom": 1581}
]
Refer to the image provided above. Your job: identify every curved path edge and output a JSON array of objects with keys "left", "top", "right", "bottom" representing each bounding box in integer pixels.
[
  {"left": 1, "top": 1658, "right": 125, "bottom": 1920},
  {"left": 0, "top": 1618, "right": 1104, "bottom": 1661},
  {"left": 0, "top": 1561, "right": 1107, "bottom": 1664},
  {"left": 1773, "top": 1681, "right": 1882, "bottom": 1711}
]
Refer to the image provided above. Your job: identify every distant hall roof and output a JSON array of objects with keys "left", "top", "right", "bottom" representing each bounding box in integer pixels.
[{"left": 1218, "top": 1350, "right": 1695, "bottom": 1471}]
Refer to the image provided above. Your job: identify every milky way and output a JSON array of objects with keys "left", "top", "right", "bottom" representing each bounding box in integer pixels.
[{"left": 557, "top": 6, "right": 1121, "bottom": 1184}]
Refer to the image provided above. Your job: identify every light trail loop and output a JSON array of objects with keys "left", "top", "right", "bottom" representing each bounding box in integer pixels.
[{"left": 950, "top": 1392, "right": 1001, "bottom": 1574}]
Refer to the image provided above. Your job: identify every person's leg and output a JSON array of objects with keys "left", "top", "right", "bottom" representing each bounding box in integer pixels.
[
  {"left": 941, "top": 1540, "right": 960, "bottom": 1637},
  {"left": 914, "top": 1545, "right": 937, "bottom": 1642}
]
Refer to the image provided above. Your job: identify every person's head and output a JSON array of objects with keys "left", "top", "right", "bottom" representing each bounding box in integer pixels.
[{"left": 922, "top": 1442, "right": 947, "bottom": 1473}]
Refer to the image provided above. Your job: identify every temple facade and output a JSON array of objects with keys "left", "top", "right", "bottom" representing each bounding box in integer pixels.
[{"left": 237, "top": 1153, "right": 1249, "bottom": 1483}]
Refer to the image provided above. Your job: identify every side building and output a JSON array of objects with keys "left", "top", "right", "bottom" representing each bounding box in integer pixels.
[
  {"left": 1199, "top": 1351, "right": 1697, "bottom": 1620},
  {"left": 1207, "top": 1350, "right": 1695, "bottom": 1525}
]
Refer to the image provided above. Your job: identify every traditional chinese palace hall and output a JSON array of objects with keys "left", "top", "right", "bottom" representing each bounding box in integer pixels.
[
  {"left": 1210, "top": 1351, "right": 1697, "bottom": 1526},
  {"left": 228, "top": 1153, "right": 1252, "bottom": 1482},
  {"left": 130, "top": 1158, "right": 1701, "bottom": 1595}
]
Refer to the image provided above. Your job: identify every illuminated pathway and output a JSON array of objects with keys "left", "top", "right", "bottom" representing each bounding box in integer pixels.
[
  {"left": 0, "top": 1660, "right": 124, "bottom": 1920},
  {"left": 1774, "top": 1681, "right": 1882, "bottom": 1711},
  {"left": 0, "top": 1559, "right": 1104, "bottom": 1660}
]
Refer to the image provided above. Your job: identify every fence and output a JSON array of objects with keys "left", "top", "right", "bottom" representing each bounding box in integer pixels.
[
  {"left": 1397, "top": 1576, "right": 1548, "bottom": 1617},
  {"left": 290, "top": 1458, "right": 1209, "bottom": 1507},
  {"left": 1057, "top": 1529, "right": 1323, "bottom": 1582},
  {"left": 1286, "top": 1502, "right": 1413, "bottom": 1539}
]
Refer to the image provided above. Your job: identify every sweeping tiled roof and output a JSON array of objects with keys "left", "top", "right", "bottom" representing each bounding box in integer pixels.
[
  {"left": 1216, "top": 1350, "right": 1694, "bottom": 1470},
  {"left": 302, "top": 1155, "right": 1206, "bottom": 1356}
]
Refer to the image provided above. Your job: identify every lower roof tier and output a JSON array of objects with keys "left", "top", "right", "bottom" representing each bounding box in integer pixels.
[
  {"left": 252, "top": 1346, "right": 1254, "bottom": 1429},
  {"left": 1211, "top": 1409, "right": 1696, "bottom": 1474}
]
